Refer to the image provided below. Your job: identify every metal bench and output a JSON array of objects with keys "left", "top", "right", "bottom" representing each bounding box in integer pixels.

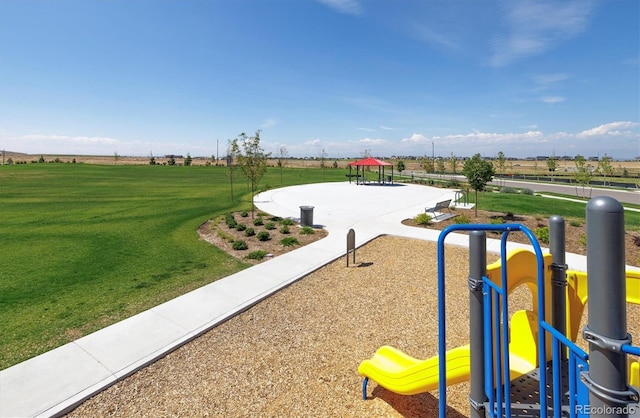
[{"left": 425, "top": 199, "right": 452, "bottom": 220}]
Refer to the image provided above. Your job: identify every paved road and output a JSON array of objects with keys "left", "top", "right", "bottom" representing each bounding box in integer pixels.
[
  {"left": 492, "top": 178, "right": 639, "bottom": 205},
  {"left": 403, "top": 173, "right": 640, "bottom": 205}
]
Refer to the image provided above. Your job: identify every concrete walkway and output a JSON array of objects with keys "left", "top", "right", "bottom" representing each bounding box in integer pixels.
[{"left": 0, "top": 182, "right": 591, "bottom": 417}]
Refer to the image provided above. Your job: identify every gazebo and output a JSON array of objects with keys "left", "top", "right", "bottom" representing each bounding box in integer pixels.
[{"left": 347, "top": 157, "right": 394, "bottom": 185}]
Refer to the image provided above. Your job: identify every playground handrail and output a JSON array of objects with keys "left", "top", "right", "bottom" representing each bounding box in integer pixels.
[{"left": 437, "top": 223, "right": 545, "bottom": 418}]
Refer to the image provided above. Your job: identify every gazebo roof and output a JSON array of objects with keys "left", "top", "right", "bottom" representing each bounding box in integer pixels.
[{"left": 347, "top": 157, "right": 393, "bottom": 167}]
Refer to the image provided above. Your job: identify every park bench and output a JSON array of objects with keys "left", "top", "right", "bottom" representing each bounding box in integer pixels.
[{"left": 425, "top": 199, "right": 453, "bottom": 221}]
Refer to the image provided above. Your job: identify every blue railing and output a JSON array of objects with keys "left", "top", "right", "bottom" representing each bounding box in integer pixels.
[{"left": 436, "top": 224, "right": 591, "bottom": 418}]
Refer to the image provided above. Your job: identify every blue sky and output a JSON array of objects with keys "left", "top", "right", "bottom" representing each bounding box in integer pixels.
[{"left": 1, "top": 0, "right": 638, "bottom": 159}]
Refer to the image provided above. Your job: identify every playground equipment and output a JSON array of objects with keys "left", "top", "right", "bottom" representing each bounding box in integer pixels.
[{"left": 358, "top": 196, "right": 640, "bottom": 417}]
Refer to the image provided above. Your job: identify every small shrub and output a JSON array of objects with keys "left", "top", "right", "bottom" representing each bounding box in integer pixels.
[
  {"left": 500, "top": 186, "right": 517, "bottom": 194},
  {"left": 269, "top": 216, "right": 282, "bottom": 222},
  {"left": 300, "top": 226, "right": 315, "bottom": 235},
  {"left": 245, "top": 227, "right": 255, "bottom": 237},
  {"left": 535, "top": 226, "right": 549, "bottom": 244},
  {"left": 580, "top": 233, "right": 587, "bottom": 248},
  {"left": 415, "top": 213, "right": 432, "bottom": 226},
  {"left": 280, "top": 225, "right": 290, "bottom": 234},
  {"left": 257, "top": 212, "right": 268, "bottom": 217},
  {"left": 232, "top": 240, "right": 248, "bottom": 250},
  {"left": 216, "top": 230, "right": 235, "bottom": 242},
  {"left": 246, "top": 250, "right": 268, "bottom": 260},
  {"left": 569, "top": 219, "right": 582, "bottom": 227},
  {"left": 257, "top": 231, "right": 271, "bottom": 241},
  {"left": 240, "top": 211, "right": 249, "bottom": 217},
  {"left": 265, "top": 222, "right": 276, "bottom": 230},
  {"left": 235, "top": 223, "right": 246, "bottom": 231},
  {"left": 520, "top": 188, "right": 534, "bottom": 195},
  {"left": 632, "top": 234, "right": 640, "bottom": 248},
  {"left": 489, "top": 217, "right": 504, "bottom": 225},
  {"left": 281, "top": 237, "right": 299, "bottom": 247},
  {"left": 280, "top": 218, "right": 295, "bottom": 226},
  {"left": 505, "top": 211, "right": 515, "bottom": 219},
  {"left": 253, "top": 217, "right": 264, "bottom": 226},
  {"left": 225, "top": 213, "right": 237, "bottom": 228},
  {"left": 453, "top": 214, "right": 471, "bottom": 224}
]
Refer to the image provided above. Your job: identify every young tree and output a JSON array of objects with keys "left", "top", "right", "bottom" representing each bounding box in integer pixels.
[
  {"left": 495, "top": 151, "right": 506, "bottom": 186},
  {"left": 420, "top": 155, "right": 434, "bottom": 174},
  {"left": 184, "top": 153, "right": 192, "bottom": 166},
  {"left": 319, "top": 148, "right": 327, "bottom": 180},
  {"left": 449, "top": 153, "right": 459, "bottom": 177},
  {"left": 463, "top": 153, "right": 496, "bottom": 217},
  {"left": 574, "top": 154, "right": 593, "bottom": 198},
  {"left": 226, "top": 140, "right": 239, "bottom": 202},
  {"left": 397, "top": 160, "right": 405, "bottom": 172},
  {"left": 436, "top": 158, "right": 446, "bottom": 179},
  {"left": 233, "top": 130, "right": 271, "bottom": 218},
  {"left": 276, "top": 146, "right": 288, "bottom": 185},
  {"left": 597, "top": 155, "right": 613, "bottom": 186}
]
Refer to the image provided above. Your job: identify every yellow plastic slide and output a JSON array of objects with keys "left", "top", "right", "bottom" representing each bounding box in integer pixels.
[
  {"left": 358, "top": 250, "right": 640, "bottom": 398},
  {"left": 357, "top": 344, "right": 472, "bottom": 396},
  {"left": 358, "top": 308, "right": 539, "bottom": 396}
]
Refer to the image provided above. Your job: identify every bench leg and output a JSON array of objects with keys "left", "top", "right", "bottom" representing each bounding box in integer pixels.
[{"left": 362, "top": 377, "right": 369, "bottom": 400}]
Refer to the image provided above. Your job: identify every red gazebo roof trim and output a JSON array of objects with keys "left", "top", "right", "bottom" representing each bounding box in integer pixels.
[{"left": 347, "top": 157, "right": 393, "bottom": 167}]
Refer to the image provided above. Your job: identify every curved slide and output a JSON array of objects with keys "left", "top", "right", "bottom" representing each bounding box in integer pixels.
[
  {"left": 358, "top": 250, "right": 640, "bottom": 399},
  {"left": 358, "top": 309, "right": 539, "bottom": 397},
  {"left": 358, "top": 344, "right": 472, "bottom": 396}
]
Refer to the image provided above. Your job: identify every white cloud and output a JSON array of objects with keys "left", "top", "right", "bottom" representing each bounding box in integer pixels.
[
  {"left": 316, "top": 0, "right": 361, "bottom": 15},
  {"left": 261, "top": 118, "right": 277, "bottom": 128},
  {"left": 357, "top": 127, "right": 375, "bottom": 132},
  {"left": 5, "top": 121, "right": 639, "bottom": 160},
  {"left": 358, "top": 137, "right": 387, "bottom": 145},
  {"left": 23, "top": 134, "right": 120, "bottom": 146},
  {"left": 401, "top": 133, "right": 429, "bottom": 144},
  {"left": 540, "top": 96, "right": 566, "bottom": 104},
  {"left": 408, "top": 23, "right": 459, "bottom": 51},
  {"left": 490, "top": 1, "right": 594, "bottom": 66},
  {"left": 532, "top": 73, "right": 570, "bottom": 88},
  {"left": 577, "top": 121, "right": 639, "bottom": 137},
  {"left": 304, "top": 138, "right": 322, "bottom": 146},
  {"left": 380, "top": 126, "right": 393, "bottom": 130}
]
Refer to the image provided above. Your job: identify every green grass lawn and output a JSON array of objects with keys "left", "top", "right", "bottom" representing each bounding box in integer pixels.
[
  {"left": 470, "top": 190, "right": 640, "bottom": 231},
  {"left": 0, "top": 163, "right": 347, "bottom": 369}
]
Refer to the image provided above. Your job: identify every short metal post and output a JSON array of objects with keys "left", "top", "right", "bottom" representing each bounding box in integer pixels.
[
  {"left": 346, "top": 229, "right": 355, "bottom": 267},
  {"left": 469, "top": 231, "right": 487, "bottom": 418},
  {"left": 583, "top": 196, "right": 638, "bottom": 416}
]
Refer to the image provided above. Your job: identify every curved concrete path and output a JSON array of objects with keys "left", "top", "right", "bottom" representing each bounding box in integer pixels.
[{"left": 0, "top": 182, "right": 589, "bottom": 417}]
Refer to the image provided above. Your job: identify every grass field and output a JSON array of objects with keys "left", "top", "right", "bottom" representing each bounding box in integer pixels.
[
  {"left": 2, "top": 163, "right": 637, "bottom": 370},
  {"left": 470, "top": 189, "right": 640, "bottom": 230},
  {"left": 0, "top": 164, "right": 347, "bottom": 369}
]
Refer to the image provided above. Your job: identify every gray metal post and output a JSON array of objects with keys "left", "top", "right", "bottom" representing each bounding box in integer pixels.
[
  {"left": 549, "top": 215, "right": 567, "bottom": 361},
  {"left": 583, "top": 196, "right": 637, "bottom": 416},
  {"left": 469, "top": 231, "right": 487, "bottom": 418}
]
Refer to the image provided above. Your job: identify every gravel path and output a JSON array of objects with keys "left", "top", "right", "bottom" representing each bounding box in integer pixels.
[{"left": 66, "top": 236, "right": 638, "bottom": 417}]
